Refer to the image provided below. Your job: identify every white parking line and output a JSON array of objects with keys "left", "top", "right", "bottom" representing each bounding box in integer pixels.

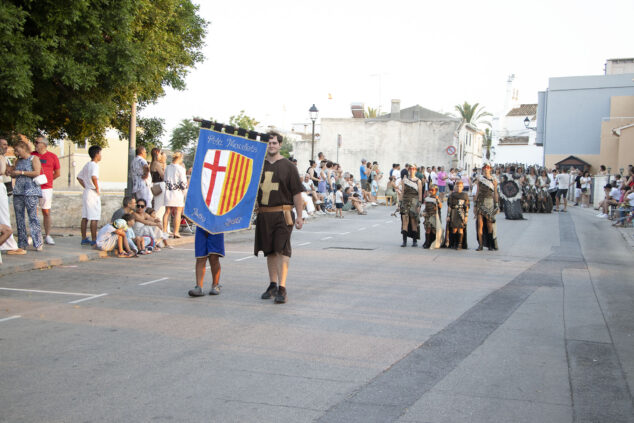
[
  {"left": 341, "top": 232, "right": 350, "bottom": 235},
  {"left": 0, "top": 315, "right": 21, "bottom": 323},
  {"left": 298, "top": 242, "right": 311, "bottom": 246},
  {"left": 358, "top": 227, "right": 366, "bottom": 231},
  {"left": 139, "top": 277, "right": 169, "bottom": 286},
  {"left": 0, "top": 287, "right": 95, "bottom": 297},
  {"left": 235, "top": 256, "right": 254, "bottom": 262},
  {"left": 68, "top": 294, "right": 109, "bottom": 304},
  {"left": 385, "top": 220, "right": 392, "bottom": 223},
  {"left": 372, "top": 224, "right": 379, "bottom": 227},
  {"left": 321, "top": 236, "right": 333, "bottom": 240}
]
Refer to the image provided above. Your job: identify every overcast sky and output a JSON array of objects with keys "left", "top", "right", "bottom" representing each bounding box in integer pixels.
[{"left": 143, "top": 0, "right": 634, "bottom": 142}]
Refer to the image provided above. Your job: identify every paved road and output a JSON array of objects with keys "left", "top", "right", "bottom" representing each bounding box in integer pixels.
[{"left": 1, "top": 206, "right": 633, "bottom": 422}]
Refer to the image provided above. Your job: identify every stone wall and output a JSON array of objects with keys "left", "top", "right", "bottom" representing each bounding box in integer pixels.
[
  {"left": 9, "top": 191, "right": 124, "bottom": 228},
  {"left": 293, "top": 118, "right": 460, "bottom": 190}
]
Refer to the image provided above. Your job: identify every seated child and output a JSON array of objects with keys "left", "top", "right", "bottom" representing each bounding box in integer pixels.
[
  {"left": 95, "top": 219, "right": 134, "bottom": 257},
  {"left": 123, "top": 213, "right": 154, "bottom": 254}
]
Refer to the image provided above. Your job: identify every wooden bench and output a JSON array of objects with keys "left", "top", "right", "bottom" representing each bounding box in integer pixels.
[{"left": 376, "top": 195, "right": 393, "bottom": 206}]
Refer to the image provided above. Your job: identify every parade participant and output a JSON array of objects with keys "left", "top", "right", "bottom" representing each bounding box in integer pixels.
[
  {"left": 445, "top": 179, "right": 469, "bottom": 249},
  {"left": 537, "top": 169, "right": 553, "bottom": 213},
  {"left": 499, "top": 166, "right": 524, "bottom": 220},
  {"left": 474, "top": 163, "right": 499, "bottom": 251},
  {"left": 422, "top": 185, "right": 442, "bottom": 249},
  {"left": 188, "top": 226, "right": 224, "bottom": 297},
  {"left": 399, "top": 164, "right": 422, "bottom": 247},
  {"left": 255, "top": 131, "right": 304, "bottom": 304}
]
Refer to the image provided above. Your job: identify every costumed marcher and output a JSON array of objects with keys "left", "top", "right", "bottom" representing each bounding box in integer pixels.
[
  {"left": 422, "top": 185, "right": 443, "bottom": 249},
  {"left": 444, "top": 180, "right": 469, "bottom": 249},
  {"left": 499, "top": 166, "right": 524, "bottom": 220},
  {"left": 536, "top": 169, "right": 553, "bottom": 213},
  {"left": 255, "top": 131, "right": 304, "bottom": 304},
  {"left": 474, "top": 163, "right": 499, "bottom": 251},
  {"left": 399, "top": 164, "right": 422, "bottom": 247}
]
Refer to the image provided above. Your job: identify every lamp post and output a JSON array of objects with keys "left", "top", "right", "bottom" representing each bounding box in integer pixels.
[{"left": 309, "top": 104, "right": 319, "bottom": 161}]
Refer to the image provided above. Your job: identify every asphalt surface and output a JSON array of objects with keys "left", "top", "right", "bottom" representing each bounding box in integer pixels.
[{"left": 1, "top": 205, "right": 633, "bottom": 422}]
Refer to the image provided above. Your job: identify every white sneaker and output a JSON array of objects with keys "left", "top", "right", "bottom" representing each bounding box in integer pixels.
[
  {"left": 596, "top": 213, "right": 608, "bottom": 218},
  {"left": 371, "top": 202, "right": 378, "bottom": 206},
  {"left": 45, "top": 235, "right": 55, "bottom": 245}
]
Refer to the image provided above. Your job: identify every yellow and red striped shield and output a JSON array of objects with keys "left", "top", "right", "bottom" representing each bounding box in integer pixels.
[{"left": 201, "top": 149, "right": 253, "bottom": 216}]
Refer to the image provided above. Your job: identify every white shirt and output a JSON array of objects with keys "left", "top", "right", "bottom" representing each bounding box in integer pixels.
[
  {"left": 430, "top": 171, "right": 438, "bottom": 185},
  {"left": 548, "top": 174, "right": 557, "bottom": 190},
  {"left": 580, "top": 176, "right": 591, "bottom": 190},
  {"left": 96, "top": 224, "right": 116, "bottom": 247},
  {"left": 77, "top": 161, "right": 99, "bottom": 190},
  {"left": 556, "top": 172, "right": 571, "bottom": 189},
  {"left": 627, "top": 192, "right": 634, "bottom": 207},
  {"left": 609, "top": 187, "right": 621, "bottom": 201},
  {"left": 335, "top": 190, "right": 343, "bottom": 203},
  {"left": 302, "top": 180, "right": 313, "bottom": 192}
]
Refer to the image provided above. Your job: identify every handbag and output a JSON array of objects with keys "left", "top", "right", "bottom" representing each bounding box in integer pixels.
[
  {"left": 151, "top": 183, "right": 163, "bottom": 196},
  {"left": 33, "top": 174, "right": 48, "bottom": 186}
]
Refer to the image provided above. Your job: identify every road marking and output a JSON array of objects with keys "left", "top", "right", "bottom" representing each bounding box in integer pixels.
[
  {"left": 226, "top": 250, "right": 253, "bottom": 254},
  {"left": 341, "top": 232, "right": 350, "bottom": 235},
  {"left": 235, "top": 256, "right": 254, "bottom": 262},
  {"left": 298, "top": 242, "right": 311, "bottom": 246},
  {"left": 358, "top": 227, "right": 366, "bottom": 231},
  {"left": 372, "top": 224, "right": 379, "bottom": 227},
  {"left": 68, "top": 293, "right": 108, "bottom": 304},
  {"left": 321, "top": 236, "right": 333, "bottom": 240},
  {"left": 0, "top": 287, "right": 95, "bottom": 297},
  {"left": 139, "top": 277, "right": 169, "bottom": 286},
  {"left": 385, "top": 220, "right": 392, "bottom": 224},
  {"left": 299, "top": 231, "right": 349, "bottom": 235},
  {"left": 0, "top": 315, "right": 21, "bottom": 323}
]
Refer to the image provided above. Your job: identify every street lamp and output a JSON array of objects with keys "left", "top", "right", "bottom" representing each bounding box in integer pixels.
[
  {"left": 523, "top": 116, "right": 536, "bottom": 131},
  {"left": 309, "top": 104, "right": 319, "bottom": 161}
]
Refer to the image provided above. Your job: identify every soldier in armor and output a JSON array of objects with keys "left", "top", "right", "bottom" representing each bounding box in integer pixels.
[
  {"left": 399, "top": 164, "right": 423, "bottom": 247},
  {"left": 474, "top": 163, "right": 499, "bottom": 251},
  {"left": 445, "top": 180, "right": 469, "bottom": 249},
  {"left": 422, "top": 185, "right": 442, "bottom": 249}
]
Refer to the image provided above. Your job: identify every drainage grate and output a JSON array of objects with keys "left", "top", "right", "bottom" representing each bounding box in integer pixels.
[{"left": 324, "top": 247, "right": 376, "bottom": 251}]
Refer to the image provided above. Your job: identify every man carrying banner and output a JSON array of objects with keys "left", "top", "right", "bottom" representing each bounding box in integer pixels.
[{"left": 255, "top": 131, "right": 304, "bottom": 304}]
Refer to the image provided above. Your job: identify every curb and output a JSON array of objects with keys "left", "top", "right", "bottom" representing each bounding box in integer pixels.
[{"left": 0, "top": 235, "right": 195, "bottom": 278}]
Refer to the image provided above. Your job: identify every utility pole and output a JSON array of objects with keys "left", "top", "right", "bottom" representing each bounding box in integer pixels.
[{"left": 126, "top": 95, "right": 137, "bottom": 196}]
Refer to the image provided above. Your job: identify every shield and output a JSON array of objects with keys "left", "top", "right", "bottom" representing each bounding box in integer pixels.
[
  {"left": 500, "top": 179, "right": 522, "bottom": 202},
  {"left": 200, "top": 149, "right": 252, "bottom": 216}
]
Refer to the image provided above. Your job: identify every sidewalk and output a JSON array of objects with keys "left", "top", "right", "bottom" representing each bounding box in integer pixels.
[
  {"left": 0, "top": 229, "right": 196, "bottom": 278},
  {"left": 569, "top": 203, "right": 634, "bottom": 248}
]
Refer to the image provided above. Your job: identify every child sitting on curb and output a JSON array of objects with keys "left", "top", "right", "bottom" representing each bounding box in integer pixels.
[{"left": 95, "top": 219, "right": 134, "bottom": 258}]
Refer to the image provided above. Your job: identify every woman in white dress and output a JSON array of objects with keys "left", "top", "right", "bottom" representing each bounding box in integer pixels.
[
  {"left": 150, "top": 148, "right": 166, "bottom": 223},
  {"left": 163, "top": 152, "right": 187, "bottom": 237},
  {"left": 0, "top": 141, "right": 25, "bottom": 255}
]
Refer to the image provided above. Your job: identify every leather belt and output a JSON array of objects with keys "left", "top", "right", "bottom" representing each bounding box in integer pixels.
[{"left": 258, "top": 205, "right": 293, "bottom": 225}]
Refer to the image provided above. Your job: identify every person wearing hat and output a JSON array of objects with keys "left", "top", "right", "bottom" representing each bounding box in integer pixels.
[
  {"left": 399, "top": 164, "right": 422, "bottom": 247},
  {"left": 474, "top": 163, "right": 499, "bottom": 251},
  {"left": 31, "top": 136, "right": 60, "bottom": 245}
]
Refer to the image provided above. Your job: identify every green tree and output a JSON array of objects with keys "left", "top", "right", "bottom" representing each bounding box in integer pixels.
[
  {"left": 229, "top": 110, "right": 259, "bottom": 131},
  {"left": 169, "top": 118, "right": 203, "bottom": 168},
  {"left": 0, "top": 0, "right": 207, "bottom": 145},
  {"left": 483, "top": 128, "right": 493, "bottom": 160},
  {"left": 454, "top": 102, "right": 492, "bottom": 128}
]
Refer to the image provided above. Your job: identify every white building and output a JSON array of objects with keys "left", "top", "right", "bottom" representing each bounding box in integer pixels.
[
  {"left": 292, "top": 100, "right": 461, "bottom": 188},
  {"left": 492, "top": 104, "right": 543, "bottom": 166},
  {"left": 455, "top": 123, "right": 484, "bottom": 172}
]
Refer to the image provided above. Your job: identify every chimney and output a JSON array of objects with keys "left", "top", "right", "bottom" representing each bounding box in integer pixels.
[
  {"left": 391, "top": 99, "right": 400, "bottom": 120},
  {"left": 351, "top": 102, "right": 364, "bottom": 118}
]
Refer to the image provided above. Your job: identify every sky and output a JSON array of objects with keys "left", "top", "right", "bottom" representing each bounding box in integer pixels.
[{"left": 143, "top": 0, "right": 634, "bottom": 143}]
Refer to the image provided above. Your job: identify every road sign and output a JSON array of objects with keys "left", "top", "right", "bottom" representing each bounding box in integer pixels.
[{"left": 446, "top": 145, "right": 457, "bottom": 155}]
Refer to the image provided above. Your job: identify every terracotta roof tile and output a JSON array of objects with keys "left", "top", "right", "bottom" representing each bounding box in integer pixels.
[{"left": 506, "top": 104, "right": 537, "bottom": 117}]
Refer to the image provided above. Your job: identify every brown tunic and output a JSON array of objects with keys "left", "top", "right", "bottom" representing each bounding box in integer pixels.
[
  {"left": 254, "top": 158, "right": 304, "bottom": 257},
  {"left": 448, "top": 191, "right": 469, "bottom": 229}
]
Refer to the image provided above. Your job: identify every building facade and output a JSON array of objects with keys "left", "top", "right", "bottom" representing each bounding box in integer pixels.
[
  {"left": 538, "top": 72, "right": 634, "bottom": 172},
  {"left": 492, "top": 104, "right": 543, "bottom": 166},
  {"left": 292, "top": 100, "right": 461, "bottom": 187}
]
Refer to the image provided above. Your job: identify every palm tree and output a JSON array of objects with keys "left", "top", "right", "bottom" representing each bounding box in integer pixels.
[
  {"left": 483, "top": 128, "right": 492, "bottom": 160},
  {"left": 365, "top": 106, "right": 379, "bottom": 118},
  {"left": 454, "top": 102, "right": 492, "bottom": 128}
]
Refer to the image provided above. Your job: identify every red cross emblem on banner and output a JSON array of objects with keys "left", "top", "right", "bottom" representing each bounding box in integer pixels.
[{"left": 200, "top": 149, "right": 253, "bottom": 215}]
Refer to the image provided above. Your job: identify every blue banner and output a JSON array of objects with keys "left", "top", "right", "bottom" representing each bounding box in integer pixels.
[{"left": 184, "top": 129, "right": 267, "bottom": 234}]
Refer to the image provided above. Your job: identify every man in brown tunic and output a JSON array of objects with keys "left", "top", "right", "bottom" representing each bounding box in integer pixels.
[{"left": 255, "top": 131, "right": 304, "bottom": 304}]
